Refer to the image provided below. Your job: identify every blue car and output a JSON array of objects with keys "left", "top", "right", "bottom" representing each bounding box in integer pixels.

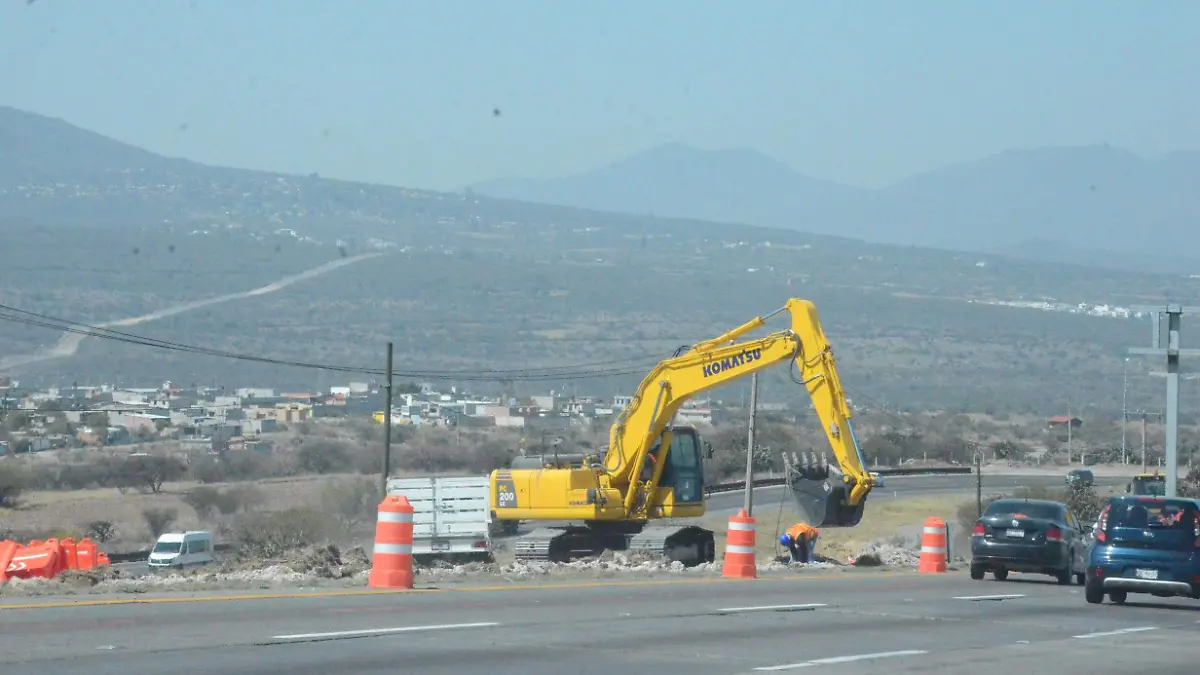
[{"left": 1085, "top": 495, "right": 1200, "bottom": 605}]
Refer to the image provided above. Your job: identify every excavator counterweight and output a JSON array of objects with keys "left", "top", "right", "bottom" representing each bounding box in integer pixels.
[{"left": 488, "top": 298, "right": 876, "bottom": 565}]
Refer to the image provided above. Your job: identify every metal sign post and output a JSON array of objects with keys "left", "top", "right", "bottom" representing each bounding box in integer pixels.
[{"left": 1128, "top": 305, "right": 1200, "bottom": 497}]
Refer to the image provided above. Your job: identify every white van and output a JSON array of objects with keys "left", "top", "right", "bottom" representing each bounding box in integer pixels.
[{"left": 147, "top": 531, "right": 215, "bottom": 570}]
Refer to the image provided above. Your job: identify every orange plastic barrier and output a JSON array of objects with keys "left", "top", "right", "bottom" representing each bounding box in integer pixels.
[
  {"left": 0, "top": 540, "right": 18, "bottom": 584},
  {"left": 1, "top": 536, "right": 111, "bottom": 583},
  {"left": 722, "top": 509, "right": 757, "bottom": 579},
  {"left": 61, "top": 538, "right": 79, "bottom": 571},
  {"left": 76, "top": 538, "right": 98, "bottom": 570},
  {"left": 6, "top": 542, "right": 60, "bottom": 580},
  {"left": 918, "top": 516, "right": 948, "bottom": 573},
  {"left": 368, "top": 494, "right": 415, "bottom": 589}
]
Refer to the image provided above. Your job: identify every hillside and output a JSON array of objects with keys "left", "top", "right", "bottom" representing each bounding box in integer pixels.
[
  {"left": 471, "top": 142, "right": 1200, "bottom": 271},
  {"left": 1, "top": 106, "right": 1198, "bottom": 417}
]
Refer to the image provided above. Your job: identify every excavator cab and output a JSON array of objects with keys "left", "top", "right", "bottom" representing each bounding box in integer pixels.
[
  {"left": 1127, "top": 470, "right": 1166, "bottom": 496},
  {"left": 785, "top": 451, "right": 867, "bottom": 528},
  {"left": 642, "top": 426, "right": 708, "bottom": 506}
]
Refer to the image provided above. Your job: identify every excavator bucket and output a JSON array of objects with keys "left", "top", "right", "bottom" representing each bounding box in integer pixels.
[{"left": 785, "top": 452, "right": 866, "bottom": 528}]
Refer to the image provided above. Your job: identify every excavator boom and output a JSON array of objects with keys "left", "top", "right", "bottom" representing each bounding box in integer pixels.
[{"left": 490, "top": 298, "right": 875, "bottom": 565}]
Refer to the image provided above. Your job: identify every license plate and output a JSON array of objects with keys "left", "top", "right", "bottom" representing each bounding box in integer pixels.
[
  {"left": 431, "top": 540, "right": 450, "bottom": 552},
  {"left": 1005, "top": 528, "right": 1025, "bottom": 538},
  {"left": 1136, "top": 568, "right": 1158, "bottom": 580}
]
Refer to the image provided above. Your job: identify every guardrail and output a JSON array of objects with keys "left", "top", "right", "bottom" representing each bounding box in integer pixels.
[
  {"left": 703, "top": 465, "right": 971, "bottom": 495},
  {"left": 874, "top": 466, "right": 972, "bottom": 476}
]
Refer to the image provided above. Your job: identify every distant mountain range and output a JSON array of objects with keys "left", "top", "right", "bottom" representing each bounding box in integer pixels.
[
  {"left": 2, "top": 104, "right": 1198, "bottom": 272},
  {"left": 472, "top": 141, "right": 1200, "bottom": 270}
]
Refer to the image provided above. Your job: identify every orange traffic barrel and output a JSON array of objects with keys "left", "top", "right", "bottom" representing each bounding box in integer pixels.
[
  {"left": 722, "top": 509, "right": 757, "bottom": 579},
  {"left": 368, "top": 494, "right": 415, "bottom": 589},
  {"left": 918, "top": 516, "right": 948, "bottom": 573}
]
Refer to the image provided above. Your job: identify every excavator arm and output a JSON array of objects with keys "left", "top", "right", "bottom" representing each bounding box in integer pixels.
[{"left": 601, "top": 297, "right": 874, "bottom": 527}]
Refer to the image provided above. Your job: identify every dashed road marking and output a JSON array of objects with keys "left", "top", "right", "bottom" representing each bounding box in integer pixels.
[
  {"left": 717, "top": 603, "right": 827, "bottom": 613},
  {"left": 953, "top": 594, "right": 1026, "bottom": 601},
  {"left": 753, "top": 650, "right": 928, "bottom": 671},
  {"left": 271, "top": 622, "right": 499, "bottom": 641},
  {"left": 1074, "top": 626, "right": 1157, "bottom": 639}
]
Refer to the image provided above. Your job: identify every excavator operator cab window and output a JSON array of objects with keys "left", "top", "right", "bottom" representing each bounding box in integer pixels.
[{"left": 659, "top": 428, "right": 704, "bottom": 504}]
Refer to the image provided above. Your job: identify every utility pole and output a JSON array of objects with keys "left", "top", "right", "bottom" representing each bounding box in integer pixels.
[
  {"left": 381, "top": 342, "right": 394, "bottom": 497},
  {"left": 1066, "top": 403, "right": 1073, "bottom": 464},
  {"left": 1128, "top": 305, "right": 1200, "bottom": 496},
  {"left": 1141, "top": 412, "right": 1148, "bottom": 473},
  {"left": 743, "top": 373, "right": 759, "bottom": 516},
  {"left": 1131, "top": 409, "right": 1164, "bottom": 473},
  {"left": 1122, "top": 357, "right": 1129, "bottom": 465},
  {"left": 973, "top": 443, "right": 983, "bottom": 519}
]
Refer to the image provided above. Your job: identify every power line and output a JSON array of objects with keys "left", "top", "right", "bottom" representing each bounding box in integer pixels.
[{"left": 0, "top": 304, "right": 678, "bottom": 382}]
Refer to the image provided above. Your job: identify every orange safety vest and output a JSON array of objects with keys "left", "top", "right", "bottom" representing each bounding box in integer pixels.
[{"left": 786, "top": 522, "right": 818, "bottom": 542}]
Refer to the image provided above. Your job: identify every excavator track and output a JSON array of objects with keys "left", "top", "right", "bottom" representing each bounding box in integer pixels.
[{"left": 511, "top": 524, "right": 716, "bottom": 566}]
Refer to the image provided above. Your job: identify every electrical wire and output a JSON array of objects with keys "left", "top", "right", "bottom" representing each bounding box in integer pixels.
[{"left": 0, "top": 304, "right": 688, "bottom": 382}]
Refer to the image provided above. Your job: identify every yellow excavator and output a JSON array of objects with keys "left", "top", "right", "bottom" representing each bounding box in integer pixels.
[
  {"left": 1127, "top": 469, "right": 1166, "bottom": 496},
  {"left": 489, "top": 298, "right": 876, "bottom": 565}
]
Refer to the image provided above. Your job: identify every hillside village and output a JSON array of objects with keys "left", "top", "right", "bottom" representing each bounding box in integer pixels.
[{"left": 0, "top": 376, "right": 788, "bottom": 456}]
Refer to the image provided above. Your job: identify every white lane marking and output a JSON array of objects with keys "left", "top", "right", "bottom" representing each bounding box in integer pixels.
[
  {"left": 754, "top": 650, "right": 928, "bottom": 671},
  {"left": 953, "top": 594, "right": 1026, "bottom": 601},
  {"left": 1073, "top": 626, "right": 1157, "bottom": 639},
  {"left": 272, "top": 622, "right": 499, "bottom": 640},
  {"left": 717, "top": 603, "right": 827, "bottom": 613}
]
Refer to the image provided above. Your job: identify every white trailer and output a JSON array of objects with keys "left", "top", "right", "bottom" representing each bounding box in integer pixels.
[{"left": 385, "top": 475, "right": 494, "bottom": 562}]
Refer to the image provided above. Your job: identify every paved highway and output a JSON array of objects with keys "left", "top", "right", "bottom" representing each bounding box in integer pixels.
[{"left": 2, "top": 570, "right": 1194, "bottom": 674}]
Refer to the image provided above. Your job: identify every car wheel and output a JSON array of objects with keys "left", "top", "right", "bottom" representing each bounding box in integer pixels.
[
  {"left": 970, "top": 563, "right": 985, "bottom": 580},
  {"left": 1109, "top": 590, "right": 1128, "bottom": 605},
  {"left": 1056, "top": 558, "right": 1073, "bottom": 585},
  {"left": 1084, "top": 582, "right": 1105, "bottom": 604},
  {"left": 993, "top": 568, "right": 1008, "bottom": 581},
  {"left": 1075, "top": 572, "right": 1086, "bottom": 585}
]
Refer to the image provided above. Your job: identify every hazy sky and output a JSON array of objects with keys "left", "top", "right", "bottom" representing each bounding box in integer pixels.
[{"left": 2, "top": 1, "right": 1196, "bottom": 192}]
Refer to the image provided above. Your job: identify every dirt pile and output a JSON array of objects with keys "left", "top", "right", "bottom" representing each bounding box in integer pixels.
[
  {"left": 285, "top": 544, "right": 371, "bottom": 579},
  {"left": 851, "top": 542, "right": 920, "bottom": 567}
]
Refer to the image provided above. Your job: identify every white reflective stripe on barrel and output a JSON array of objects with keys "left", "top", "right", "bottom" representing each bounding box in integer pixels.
[
  {"left": 378, "top": 511, "right": 414, "bottom": 523},
  {"left": 374, "top": 543, "right": 413, "bottom": 555},
  {"left": 728, "top": 521, "right": 756, "bottom": 531},
  {"left": 923, "top": 526, "right": 946, "bottom": 535},
  {"left": 920, "top": 546, "right": 947, "bottom": 555},
  {"left": 725, "top": 545, "right": 756, "bottom": 555}
]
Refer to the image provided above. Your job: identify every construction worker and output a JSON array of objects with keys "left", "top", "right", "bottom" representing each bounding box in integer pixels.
[{"left": 779, "top": 521, "right": 820, "bottom": 564}]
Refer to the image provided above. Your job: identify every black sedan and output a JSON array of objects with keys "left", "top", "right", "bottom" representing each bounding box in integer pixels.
[{"left": 969, "top": 497, "right": 1091, "bottom": 585}]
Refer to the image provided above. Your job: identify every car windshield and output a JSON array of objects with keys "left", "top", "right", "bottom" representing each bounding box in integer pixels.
[
  {"left": 152, "top": 541, "right": 182, "bottom": 554},
  {"left": 984, "top": 501, "right": 1060, "bottom": 521},
  {"left": 1108, "top": 500, "right": 1196, "bottom": 530}
]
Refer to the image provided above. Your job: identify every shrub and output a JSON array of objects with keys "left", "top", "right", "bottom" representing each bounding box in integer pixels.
[
  {"left": 232, "top": 507, "right": 338, "bottom": 559},
  {"left": 182, "top": 484, "right": 267, "bottom": 521},
  {"left": 0, "top": 463, "right": 30, "bottom": 508},
  {"left": 85, "top": 520, "right": 117, "bottom": 542},
  {"left": 321, "top": 476, "right": 379, "bottom": 531},
  {"left": 142, "top": 507, "right": 179, "bottom": 539}
]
